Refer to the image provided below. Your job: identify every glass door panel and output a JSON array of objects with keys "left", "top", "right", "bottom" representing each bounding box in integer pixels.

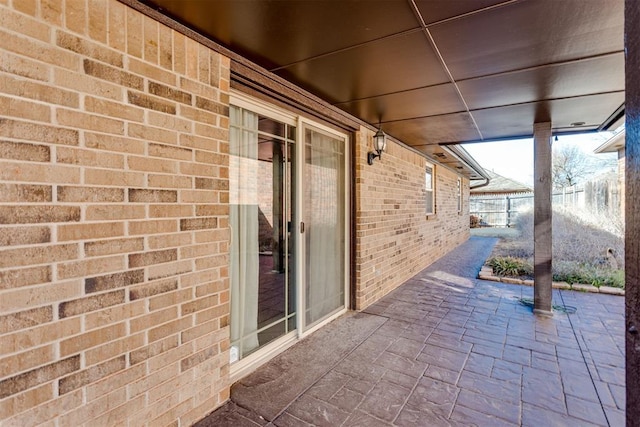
[
  {"left": 303, "top": 125, "right": 346, "bottom": 330},
  {"left": 229, "top": 106, "right": 296, "bottom": 361}
]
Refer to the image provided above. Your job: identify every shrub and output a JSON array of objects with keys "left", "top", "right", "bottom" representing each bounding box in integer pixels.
[
  {"left": 470, "top": 215, "right": 480, "bottom": 228},
  {"left": 487, "top": 207, "right": 625, "bottom": 288},
  {"left": 512, "top": 208, "right": 624, "bottom": 268},
  {"left": 488, "top": 257, "right": 533, "bottom": 277},
  {"left": 553, "top": 261, "right": 624, "bottom": 288}
]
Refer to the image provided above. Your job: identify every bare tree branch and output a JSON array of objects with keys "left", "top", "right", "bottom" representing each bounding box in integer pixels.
[{"left": 552, "top": 145, "right": 616, "bottom": 189}]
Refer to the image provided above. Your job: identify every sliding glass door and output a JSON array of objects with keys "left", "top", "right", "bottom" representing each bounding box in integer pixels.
[
  {"left": 302, "top": 124, "right": 347, "bottom": 330},
  {"left": 229, "top": 96, "right": 348, "bottom": 367}
]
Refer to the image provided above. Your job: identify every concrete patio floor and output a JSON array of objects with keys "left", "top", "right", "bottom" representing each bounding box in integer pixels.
[{"left": 196, "top": 236, "right": 625, "bottom": 426}]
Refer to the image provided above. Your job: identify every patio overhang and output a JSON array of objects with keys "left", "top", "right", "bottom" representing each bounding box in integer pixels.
[{"left": 133, "top": 0, "right": 624, "bottom": 150}]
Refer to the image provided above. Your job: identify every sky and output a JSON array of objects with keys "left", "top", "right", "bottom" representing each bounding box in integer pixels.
[{"left": 462, "top": 132, "right": 618, "bottom": 187}]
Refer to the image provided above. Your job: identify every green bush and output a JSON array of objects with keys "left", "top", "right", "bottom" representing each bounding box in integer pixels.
[
  {"left": 488, "top": 208, "right": 625, "bottom": 289},
  {"left": 488, "top": 257, "right": 533, "bottom": 277},
  {"left": 553, "top": 261, "right": 624, "bottom": 288}
]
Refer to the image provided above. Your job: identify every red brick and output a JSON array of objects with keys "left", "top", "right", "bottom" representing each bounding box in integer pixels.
[
  {"left": 84, "top": 132, "right": 145, "bottom": 155},
  {"left": 0, "top": 51, "right": 50, "bottom": 81},
  {"left": 83, "top": 59, "right": 143, "bottom": 90},
  {"left": 158, "top": 24, "right": 173, "bottom": 70},
  {"left": 195, "top": 96, "right": 228, "bottom": 116},
  {"left": 0, "top": 118, "right": 78, "bottom": 145},
  {"left": 0, "top": 183, "right": 51, "bottom": 202},
  {"left": 84, "top": 168, "right": 145, "bottom": 187},
  {"left": 59, "top": 290, "right": 125, "bottom": 318},
  {"left": 0, "top": 344, "right": 56, "bottom": 379},
  {"left": 59, "top": 356, "right": 126, "bottom": 394},
  {"left": 143, "top": 15, "right": 159, "bottom": 63},
  {"left": 129, "top": 335, "right": 178, "bottom": 366},
  {"left": 58, "top": 222, "right": 124, "bottom": 241},
  {"left": 0, "top": 141, "right": 51, "bottom": 162},
  {"left": 0, "top": 95, "right": 51, "bottom": 123},
  {"left": 0, "top": 29, "right": 80, "bottom": 72},
  {"left": 0, "top": 206, "right": 79, "bottom": 224},
  {"left": 0, "top": 6, "right": 49, "bottom": 41},
  {"left": 108, "top": 0, "right": 126, "bottom": 51},
  {"left": 56, "top": 109, "right": 124, "bottom": 135},
  {"left": 85, "top": 269, "right": 145, "bottom": 293},
  {"left": 84, "top": 237, "right": 144, "bottom": 257},
  {"left": 129, "top": 219, "right": 178, "bottom": 235},
  {"left": 87, "top": 0, "right": 108, "bottom": 43},
  {"left": 85, "top": 96, "right": 145, "bottom": 122},
  {"left": 180, "top": 217, "right": 218, "bottom": 231},
  {"left": 56, "top": 31, "right": 123, "bottom": 67},
  {"left": 148, "top": 174, "right": 192, "bottom": 189},
  {"left": 128, "top": 123, "right": 178, "bottom": 145},
  {"left": 84, "top": 300, "right": 146, "bottom": 331},
  {"left": 149, "top": 143, "right": 193, "bottom": 161},
  {"left": 57, "top": 186, "right": 124, "bottom": 203},
  {"left": 0, "top": 265, "right": 51, "bottom": 289},
  {"left": 0, "top": 306, "right": 53, "bottom": 334},
  {"left": 41, "top": 0, "right": 63, "bottom": 26},
  {"left": 180, "top": 345, "right": 218, "bottom": 373},
  {"left": 128, "top": 91, "right": 176, "bottom": 114},
  {"left": 0, "top": 226, "right": 51, "bottom": 246},
  {"left": 85, "top": 205, "right": 145, "bottom": 220},
  {"left": 0, "top": 356, "right": 79, "bottom": 399},
  {"left": 130, "top": 278, "right": 178, "bottom": 300},
  {"left": 148, "top": 316, "right": 192, "bottom": 343},
  {"left": 64, "top": 0, "right": 87, "bottom": 34},
  {"left": 129, "top": 249, "right": 177, "bottom": 268},
  {"left": 149, "top": 81, "right": 192, "bottom": 105},
  {"left": 149, "top": 204, "right": 194, "bottom": 218},
  {"left": 128, "top": 188, "right": 177, "bottom": 203},
  {"left": 0, "top": 161, "right": 80, "bottom": 184}
]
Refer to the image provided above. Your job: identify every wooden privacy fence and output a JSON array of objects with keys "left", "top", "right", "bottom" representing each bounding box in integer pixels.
[
  {"left": 470, "top": 173, "right": 622, "bottom": 227},
  {"left": 470, "top": 193, "right": 534, "bottom": 228}
]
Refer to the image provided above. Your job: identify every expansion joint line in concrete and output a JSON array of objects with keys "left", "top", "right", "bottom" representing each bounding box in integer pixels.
[{"left": 558, "top": 290, "right": 612, "bottom": 427}]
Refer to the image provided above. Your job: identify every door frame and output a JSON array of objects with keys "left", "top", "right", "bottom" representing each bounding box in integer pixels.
[
  {"left": 228, "top": 91, "right": 350, "bottom": 381},
  {"left": 296, "top": 117, "right": 350, "bottom": 337}
]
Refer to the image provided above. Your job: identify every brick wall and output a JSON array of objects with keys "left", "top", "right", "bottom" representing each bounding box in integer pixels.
[
  {"left": 0, "top": 1, "right": 231, "bottom": 425},
  {"left": 354, "top": 128, "right": 470, "bottom": 310}
]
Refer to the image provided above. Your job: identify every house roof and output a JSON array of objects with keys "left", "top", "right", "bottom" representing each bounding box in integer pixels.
[
  {"left": 471, "top": 170, "right": 532, "bottom": 195},
  {"left": 595, "top": 129, "right": 626, "bottom": 154},
  {"left": 135, "top": 0, "right": 624, "bottom": 174}
]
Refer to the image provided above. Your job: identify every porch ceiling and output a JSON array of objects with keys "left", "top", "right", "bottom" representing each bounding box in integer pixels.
[{"left": 140, "top": 0, "right": 624, "bottom": 150}]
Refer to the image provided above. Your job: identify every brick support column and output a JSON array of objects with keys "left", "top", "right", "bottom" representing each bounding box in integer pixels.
[
  {"left": 533, "top": 122, "right": 553, "bottom": 315},
  {"left": 626, "top": 0, "right": 640, "bottom": 423}
]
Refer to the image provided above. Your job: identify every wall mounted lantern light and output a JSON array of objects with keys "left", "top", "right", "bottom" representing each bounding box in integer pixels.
[{"left": 367, "top": 128, "right": 387, "bottom": 165}]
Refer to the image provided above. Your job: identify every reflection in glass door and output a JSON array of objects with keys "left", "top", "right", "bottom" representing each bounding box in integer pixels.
[
  {"left": 302, "top": 124, "right": 347, "bottom": 330},
  {"left": 229, "top": 105, "right": 296, "bottom": 361}
]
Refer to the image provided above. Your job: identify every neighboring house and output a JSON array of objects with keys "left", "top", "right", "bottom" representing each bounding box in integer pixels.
[
  {"left": 471, "top": 170, "right": 533, "bottom": 196},
  {"left": 595, "top": 129, "right": 626, "bottom": 216},
  {"left": 470, "top": 170, "right": 533, "bottom": 227}
]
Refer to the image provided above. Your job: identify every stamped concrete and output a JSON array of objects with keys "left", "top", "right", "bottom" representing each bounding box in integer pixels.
[{"left": 196, "top": 236, "right": 625, "bottom": 426}]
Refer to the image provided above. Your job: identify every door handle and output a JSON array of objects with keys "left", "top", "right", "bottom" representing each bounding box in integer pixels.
[{"left": 300, "top": 222, "right": 305, "bottom": 233}]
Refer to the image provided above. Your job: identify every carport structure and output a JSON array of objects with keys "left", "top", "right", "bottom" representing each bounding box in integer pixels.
[{"left": 130, "top": 0, "right": 637, "bottom": 420}]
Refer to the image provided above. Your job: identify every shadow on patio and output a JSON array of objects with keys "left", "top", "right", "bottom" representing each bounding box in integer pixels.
[{"left": 197, "top": 237, "right": 625, "bottom": 426}]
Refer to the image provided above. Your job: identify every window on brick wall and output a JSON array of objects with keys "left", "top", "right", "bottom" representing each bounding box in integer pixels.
[
  {"left": 426, "top": 164, "right": 435, "bottom": 215},
  {"left": 457, "top": 178, "right": 462, "bottom": 213}
]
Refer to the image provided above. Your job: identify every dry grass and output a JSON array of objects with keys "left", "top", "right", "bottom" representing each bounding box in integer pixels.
[{"left": 488, "top": 208, "right": 625, "bottom": 287}]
